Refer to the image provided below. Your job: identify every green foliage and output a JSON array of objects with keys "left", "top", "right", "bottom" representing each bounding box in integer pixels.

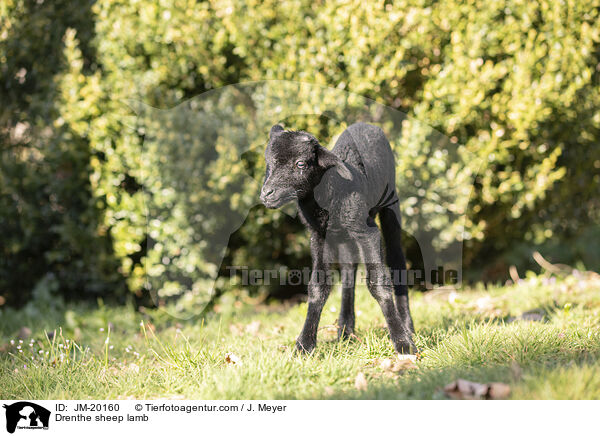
[
  {"left": 0, "top": 0, "right": 124, "bottom": 306},
  {"left": 1, "top": 0, "right": 599, "bottom": 305}
]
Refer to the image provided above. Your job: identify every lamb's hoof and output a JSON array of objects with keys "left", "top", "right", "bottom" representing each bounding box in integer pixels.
[
  {"left": 337, "top": 327, "right": 354, "bottom": 341},
  {"left": 295, "top": 340, "right": 316, "bottom": 354},
  {"left": 394, "top": 338, "right": 417, "bottom": 355}
]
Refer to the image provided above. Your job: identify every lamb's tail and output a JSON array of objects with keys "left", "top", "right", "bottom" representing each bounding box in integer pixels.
[
  {"left": 376, "top": 184, "right": 399, "bottom": 209},
  {"left": 368, "top": 184, "right": 399, "bottom": 223}
]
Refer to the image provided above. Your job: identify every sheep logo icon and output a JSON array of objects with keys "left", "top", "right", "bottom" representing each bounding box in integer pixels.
[{"left": 2, "top": 402, "right": 50, "bottom": 433}]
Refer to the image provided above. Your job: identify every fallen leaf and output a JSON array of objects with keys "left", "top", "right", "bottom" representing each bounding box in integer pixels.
[
  {"left": 229, "top": 323, "right": 243, "bottom": 336},
  {"left": 475, "top": 296, "right": 493, "bottom": 311},
  {"left": 378, "top": 356, "right": 417, "bottom": 375},
  {"left": 380, "top": 358, "right": 393, "bottom": 371},
  {"left": 488, "top": 383, "right": 511, "bottom": 399},
  {"left": 245, "top": 321, "right": 261, "bottom": 335},
  {"left": 319, "top": 324, "right": 338, "bottom": 333},
  {"left": 225, "top": 353, "right": 242, "bottom": 365},
  {"left": 444, "top": 379, "right": 488, "bottom": 400},
  {"left": 444, "top": 379, "right": 511, "bottom": 400},
  {"left": 392, "top": 358, "right": 417, "bottom": 372},
  {"left": 354, "top": 372, "right": 368, "bottom": 391}
]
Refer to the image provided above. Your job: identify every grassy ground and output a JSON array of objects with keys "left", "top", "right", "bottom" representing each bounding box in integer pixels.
[{"left": 1, "top": 270, "right": 600, "bottom": 399}]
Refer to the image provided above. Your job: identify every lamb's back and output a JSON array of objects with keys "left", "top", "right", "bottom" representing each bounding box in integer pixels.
[{"left": 332, "top": 122, "right": 396, "bottom": 203}]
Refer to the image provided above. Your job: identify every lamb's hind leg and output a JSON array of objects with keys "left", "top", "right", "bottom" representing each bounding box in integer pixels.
[
  {"left": 338, "top": 263, "right": 357, "bottom": 340},
  {"left": 379, "top": 205, "right": 415, "bottom": 335}
]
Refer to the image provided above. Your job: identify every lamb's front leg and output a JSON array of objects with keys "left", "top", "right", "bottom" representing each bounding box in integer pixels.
[{"left": 296, "top": 235, "right": 332, "bottom": 353}]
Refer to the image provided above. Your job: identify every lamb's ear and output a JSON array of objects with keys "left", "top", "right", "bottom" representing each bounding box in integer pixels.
[
  {"left": 317, "top": 146, "right": 352, "bottom": 180},
  {"left": 270, "top": 124, "right": 284, "bottom": 138}
]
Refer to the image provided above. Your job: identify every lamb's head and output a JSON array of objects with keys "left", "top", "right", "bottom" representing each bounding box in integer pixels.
[{"left": 260, "top": 124, "right": 341, "bottom": 209}]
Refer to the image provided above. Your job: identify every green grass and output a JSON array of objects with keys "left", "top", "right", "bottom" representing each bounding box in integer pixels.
[{"left": 1, "top": 270, "right": 600, "bottom": 399}]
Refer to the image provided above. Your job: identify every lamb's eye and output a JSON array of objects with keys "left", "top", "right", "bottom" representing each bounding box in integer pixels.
[{"left": 296, "top": 161, "right": 307, "bottom": 169}]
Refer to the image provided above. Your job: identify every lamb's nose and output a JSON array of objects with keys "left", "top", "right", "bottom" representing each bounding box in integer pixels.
[{"left": 260, "top": 188, "right": 274, "bottom": 201}]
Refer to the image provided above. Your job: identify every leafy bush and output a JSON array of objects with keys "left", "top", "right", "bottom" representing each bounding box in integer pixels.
[
  {"left": 1, "top": 0, "right": 598, "bottom": 307},
  {"left": 0, "top": 0, "right": 124, "bottom": 306}
]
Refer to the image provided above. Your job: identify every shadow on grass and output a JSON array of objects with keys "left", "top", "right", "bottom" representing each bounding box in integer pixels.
[
  {"left": 269, "top": 319, "right": 600, "bottom": 400},
  {"left": 286, "top": 350, "right": 600, "bottom": 400}
]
